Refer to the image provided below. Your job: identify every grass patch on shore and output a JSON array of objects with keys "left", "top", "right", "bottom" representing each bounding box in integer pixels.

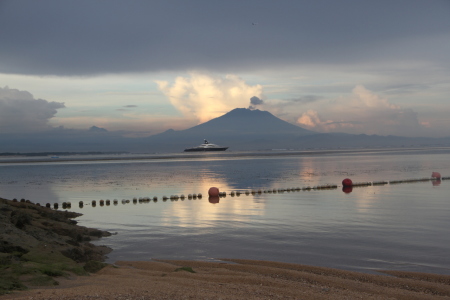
[
  {"left": 0, "top": 247, "right": 90, "bottom": 294},
  {"left": 0, "top": 260, "right": 84, "bottom": 294},
  {"left": 22, "top": 273, "right": 59, "bottom": 287},
  {"left": 0, "top": 251, "right": 105, "bottom": 294},
  {"left": 22, "top": 247, "right": 88, "bottom": 276},
  {"left": 0, "top": 252, "right": 27, "bottom": 295},
  {"left": 22, "top": 246, "right": 74, "bottom": 265},
  {"left": 175, "top": 266, "right": 196, "bottom": 273},
  {"left": 84, "top": 260, "right": 108, "bottom": 273},
  {"left": 0, "top": 275, "right": 27, "bottom": 295}
]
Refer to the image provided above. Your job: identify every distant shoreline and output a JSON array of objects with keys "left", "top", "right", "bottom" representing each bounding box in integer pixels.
[
  {"left": 0, "top": 151, "right": 128, "bottom": 157},
  {"left": 1, "top": 146, "right": 450, "bottom": 164}
]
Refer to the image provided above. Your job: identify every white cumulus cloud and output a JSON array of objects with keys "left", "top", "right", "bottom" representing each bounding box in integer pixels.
[
  {"left": 296, "top": 85, "right": 425, "bottom": 136},
  {"left": 0, "top": 86, "right": 65, "bottom": 133},
  {"left": 351, "top": 85, "right": 399, "bottom": 110},
  {"left": 297, "top": 110, "right": 357, "bottom": 132},
  {"left": 156, "top": 73, "right": 263, "bottom": 123}
]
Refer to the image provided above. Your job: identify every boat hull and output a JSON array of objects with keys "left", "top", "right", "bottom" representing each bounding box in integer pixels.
[{"left": 184, "top": 147, "right": 228, "bottom": 152}]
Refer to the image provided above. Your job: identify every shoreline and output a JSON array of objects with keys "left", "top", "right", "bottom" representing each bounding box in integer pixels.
[
  {"left": 3, "top": 259, "right": 450, "bottom": 299},
  {"left": 2, "top": 146, "right": 450, "bottom": 165}
]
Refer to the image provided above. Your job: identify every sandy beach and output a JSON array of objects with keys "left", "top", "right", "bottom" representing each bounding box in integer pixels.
[{"left": 3, "top": 259, "right": 450, "bottom": 300}]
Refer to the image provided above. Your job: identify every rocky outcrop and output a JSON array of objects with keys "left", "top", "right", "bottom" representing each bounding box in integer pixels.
[{"left": 0, "top": 197, "right": 111, "bottom": 294}]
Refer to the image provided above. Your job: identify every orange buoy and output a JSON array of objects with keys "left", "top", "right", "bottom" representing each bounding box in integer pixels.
[
  {"left": 208, "top": 187, "right": 220, "bottom": 197},
  {"left": 342, "top": 178, "right": 353, "bottom": 187}
]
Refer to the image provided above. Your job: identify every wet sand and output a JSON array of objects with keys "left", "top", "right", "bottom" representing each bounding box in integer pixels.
[{"left": 3, "top": 259, "right": 450, "bottom": 299}]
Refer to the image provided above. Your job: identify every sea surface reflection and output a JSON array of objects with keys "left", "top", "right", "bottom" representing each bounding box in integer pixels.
[{"left": 1, "top": 148, "right": 450, "bottom": 274}]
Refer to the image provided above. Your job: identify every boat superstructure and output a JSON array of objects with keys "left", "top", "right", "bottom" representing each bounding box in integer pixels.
[{"left": 184, "top": 140, "right": 228, "bottom": 152}]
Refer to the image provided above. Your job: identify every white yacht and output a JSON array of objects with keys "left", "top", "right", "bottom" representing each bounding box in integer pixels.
[{"left": 184, "top": 140, "right": 229, "bottom": 152}]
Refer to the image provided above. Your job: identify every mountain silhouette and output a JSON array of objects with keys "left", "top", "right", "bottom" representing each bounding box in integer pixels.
[
  {"left": 145, "top": 108, "right": 315, "bottom": 151},
  {"left": 183, "top": 108, "right": 314, "bottom": 136},
  {"left": 2, "top": 108, "right": 450, "bottom": 153}
]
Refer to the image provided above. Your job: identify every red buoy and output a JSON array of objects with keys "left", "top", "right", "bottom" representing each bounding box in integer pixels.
[
  {"left": 208, "top": 187, "right": 220, "bottom": 197},
  {"left": 342, "top": 178, "right": 353, "bottom": 187},
  {"left": 432, "top": 172, "right": 441, "bottom": 179}
]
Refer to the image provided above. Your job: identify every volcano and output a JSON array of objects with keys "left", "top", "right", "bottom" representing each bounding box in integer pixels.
[{"left": 145, "top": 108, "right": 315, "bottom": 151}]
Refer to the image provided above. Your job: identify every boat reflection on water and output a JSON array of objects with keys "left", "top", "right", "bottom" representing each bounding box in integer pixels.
[{"left": 184, "top": 140, "right": 228, "bottom": 152}]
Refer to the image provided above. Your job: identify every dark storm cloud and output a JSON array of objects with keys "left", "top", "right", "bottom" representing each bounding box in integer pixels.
[{"left": 0, "top": 0, "right": 449, "bottom": 76}]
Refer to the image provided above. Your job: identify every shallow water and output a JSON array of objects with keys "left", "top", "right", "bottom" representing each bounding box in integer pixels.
[{"left": 1, "top": 148, "right": 450, "bottom": 274}]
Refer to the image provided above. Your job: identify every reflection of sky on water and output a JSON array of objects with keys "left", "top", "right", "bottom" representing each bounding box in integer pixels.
[
  {"left": 1, "top": 150, "right": 450, "bottom": 205},
  {"left": 158, "top": 177, "right": 266, "bottom": 228},
  {"left": 69, "top": 181, "right": 450, "bottom": 275},
  {"left": 1, "top": 150, "right": 450, "bottom": 274}
]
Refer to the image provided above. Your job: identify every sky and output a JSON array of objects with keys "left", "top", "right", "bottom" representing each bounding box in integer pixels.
[{"left": 1, "top": 0, "right": 449, "bottom": 138}]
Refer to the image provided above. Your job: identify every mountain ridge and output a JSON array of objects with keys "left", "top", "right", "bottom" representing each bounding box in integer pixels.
[
  {"left": 179, "top": 108, "right": 315, "bottom": 136},
  {"left": 1, "top": 108, "right": 450, "bottom": 152},
  {"left": 142, "top": 108, "right": 450, "bottom": 152}
]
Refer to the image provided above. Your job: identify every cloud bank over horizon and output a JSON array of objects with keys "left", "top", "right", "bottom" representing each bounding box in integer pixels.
[
  {"left": 0, "top": 79, "right": 441, "bottom": 139},
  {"left": 0, "top": 86, "right": 65, "bottom": 133},
  {"left": 296, "top": 85, "right": 426, "bottom": 137}
]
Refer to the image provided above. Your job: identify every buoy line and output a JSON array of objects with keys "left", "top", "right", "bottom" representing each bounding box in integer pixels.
[{"left": 15, "top": 174, "right": 446, "bottom": 210}]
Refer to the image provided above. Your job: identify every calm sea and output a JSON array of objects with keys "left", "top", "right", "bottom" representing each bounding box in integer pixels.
[{"left": 1, "top": 148, "right": 450, "bottom": 275}]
